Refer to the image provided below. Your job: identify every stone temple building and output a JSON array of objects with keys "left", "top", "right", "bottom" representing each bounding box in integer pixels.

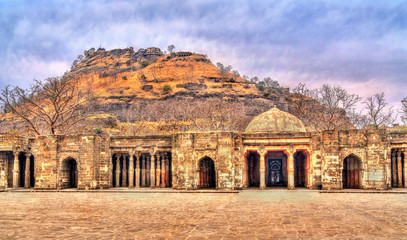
[{"left": 0, "top": 107, "right": 406, "bottom": 191}]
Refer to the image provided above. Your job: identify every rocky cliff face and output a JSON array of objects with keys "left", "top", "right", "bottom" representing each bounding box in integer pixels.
[{"left": 67, "top": 47, "right": 293, "bottom": 114}]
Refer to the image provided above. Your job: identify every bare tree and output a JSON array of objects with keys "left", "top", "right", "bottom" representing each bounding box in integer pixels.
[
  {"left": 363, "top": 93, "right": 396, "bottom": 129},
  {"left": 314, "top": 84, "right": 361, "bottom": 130},
  {"left": 216, "top": 62, "right": 232, "bottom": 80},
  {"left": 167, "top": 45, "right": 175, "bottom": 54},
  {"left": 119, "top": 103, "right": 150, "bottom": 135},
  {"left": 401, "top": 97, "right": 407, "bottom": 124},
  {"left": 290, "top": 83, "right": 360, "bottom": 131},
  {"left": 263, "top": 77, "right": 280, "bottom": 88},
  {"left": 0, "top": 76, "right": 89, "bottom": 135},
  {"left": 250, "top": 76, "right": 259, "bottom": 83},
  {"left": 189, "top": 98, "right": 249, "bottom": 131}
]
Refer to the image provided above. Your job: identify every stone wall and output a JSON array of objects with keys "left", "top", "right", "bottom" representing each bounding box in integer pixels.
[
  {"left": 0, "top": 130, "right": 405, "bottom": 190},
  {"left": 318, "top": 130, "right": 389, "bottom": 190},
  {"left": 172, "top": 132, "right": 241, "bottom": 189}
]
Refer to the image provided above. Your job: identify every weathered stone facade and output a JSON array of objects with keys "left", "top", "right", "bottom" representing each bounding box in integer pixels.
[{"left": 0, "top": 109, "right": 406, "bottom": 191}]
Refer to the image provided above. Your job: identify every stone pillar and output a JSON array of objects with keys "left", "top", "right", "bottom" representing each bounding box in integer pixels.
[
  {"left": 165, "top": 155, "right": 170, "bottom": 187},
  {"left": 135, "top": 152, "right": 140, "bottom": 188},
  {"left": 259, "top": 151, "right": 265, "bottom": 190},
  {"left": 122, "top": 154, "right": 127, "bottom": 187},
  {"left": 141, "top": 154, "right": 146, "bottom": 187},
  {"left": 404, "top": 150, "right": 407, "bottom": 188},
  {"left": 12, "top": 152, "right": 19, "bottom": 188},
  {"left": 155, "top": 153, "right": 160, "bottom": 187},
  {"left": 146, "top": 154, "right": 151, "bottom": 186},
  {"left": 129, "top": 154, "right": 134, "bottom": 188},
  {"left": 397, "top": 151, "right": 403, "bottom": 188},
  {"left": 0, "top": 169, "right": 5, "bottom": 189},
  {"left": 115, "top": 155, "right": 120, "bottom": 187},
  {"left": 287, "top": 152, "right": 295, "bottom": 190},
  {"left": 161, "top": 153, "right": 166, "bottom": 188},
  {"left": 150, "top": 153, "right": 156, "bottom": 188},
  {"left": 392, "top": 151, "right": 397, "bottom": 187},
  {"left": 24, "top": 154, "right": 30, "bottom": 188}
]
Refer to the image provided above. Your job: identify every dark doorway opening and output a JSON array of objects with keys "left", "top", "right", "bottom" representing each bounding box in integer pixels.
[
  {"left": 62, "top": 158, "right": 78, "bottom": 188},
  {"left": 199, "top": 157, "right": 216, "bottom": 188},
  {"left": 246, "top": 151, "right": 260, "bottom": 187},
  {"left": 342, "top": 155, "right": 361, "bottom": 189},
  {"left": 294, "top": 151, "right": 307, "bottom": 187},
  {"left": 266, "top": 151, "right": 287, "bottom": 187}
]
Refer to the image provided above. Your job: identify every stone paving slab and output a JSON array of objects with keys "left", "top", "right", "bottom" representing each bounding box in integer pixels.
[{"left": 0, "top": 191, "right": 407, "bottom": 239}]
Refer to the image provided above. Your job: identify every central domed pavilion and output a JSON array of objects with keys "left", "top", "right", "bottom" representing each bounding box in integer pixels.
[{"left": 245, "top": 106, "right": 306, "bottom": 132}]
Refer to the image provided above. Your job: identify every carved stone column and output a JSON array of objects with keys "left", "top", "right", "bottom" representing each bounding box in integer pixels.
[
  {"left": 122, "top": 154, "right": 127, "bottom": 187},
  {"left": 155, "top": 153, "right": 160, "bottom": 187},
  {"left": 24, "top": 154, "right": 31, "bottom": 188},
  {"left": 391, "top": 151, "right": 397, "bottom": 187},
  {"left": 287, "top": 152, "right": 295, "bottom": 190},
  {"left": 147, "top": 154, "right": 151, "bottom": 186},
  {"left": 141, "top": 154, "right": 146, "bottom": 187},
  {"left": 397, "top": 151, "right": 403, "bottom": 187},
  {"left": 115, "top": 155, "right": 120, "bottom": 187},
  {"left": 150, "top": 152, "right": 156, "bottom": 188},
  {"left": 135, "top": 152, "right": 140, "bottom": 188},
  {"left": 161, "top": 153, "right": 166, "bottom": 188},
  {"left": 129, "top": 154, "right": 134, "bottom": 188},
  {"left": 12, "top": 152, "right": 19, "bottom": 188},
  {"left": 165, "top": 154, "right": 170, "bottom": 187},
  {"left": 259, "top": 151, "right": 266, "bottom": 190}
]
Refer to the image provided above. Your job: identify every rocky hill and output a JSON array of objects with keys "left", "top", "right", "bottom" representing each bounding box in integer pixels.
[
  {"left": 1, "top": 46, "right": 350, "bottom": 135},
  {"left": 67, "top": 47, "right": 289, "bottom": 109}
]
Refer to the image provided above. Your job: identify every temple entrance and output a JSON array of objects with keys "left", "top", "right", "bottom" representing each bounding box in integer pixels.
[
  {"left": 61, "top": 157, "right": 78, "bottom": 188},
  {"left": 294, "top": 151, "right": 308, "bottom": 187},
  {"left": 342, "top": 154, "right": 361, "bottom": 189},
  {"left": 266, "top": 151, "right": 287, "bottom": 187},
  {"left": 199, "top": 157, "right": 216, "bottom": 188},
  {"left": 246, "top": 151, "right": 260, "bottom": 187}
]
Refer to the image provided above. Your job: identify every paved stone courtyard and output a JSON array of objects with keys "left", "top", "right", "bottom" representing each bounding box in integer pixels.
[{"left": 0, "top": 190, "right": 407, "bottom": 239}]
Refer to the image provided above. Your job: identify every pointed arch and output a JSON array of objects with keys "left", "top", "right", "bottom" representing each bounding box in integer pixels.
[
  {"left": 198, "top": 156, "right": 216, "bottom": 189},
  {"left": 342, "top": 154, "right": 362, "bottom": 189}
]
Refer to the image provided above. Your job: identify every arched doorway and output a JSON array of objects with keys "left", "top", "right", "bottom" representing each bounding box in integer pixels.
[
  {"left": 62, "top": 157, "right": 78, "bottom": 188},
  {"left": 294, "top": 151, "right": 309, "bottom": 187},
  {"left": 265, "top": 151, "right": 287, "bottom": 187},
  {"left": 342, "top": 154, "right": 361, "bottom": 189},
  {"left": 199, "top": 157, "right": 216, "bottom": 188}
]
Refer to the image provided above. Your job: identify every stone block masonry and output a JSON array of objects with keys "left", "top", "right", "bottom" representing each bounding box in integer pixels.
[{"left": 0, "top": 129, "right": 405, "bottom": 191}]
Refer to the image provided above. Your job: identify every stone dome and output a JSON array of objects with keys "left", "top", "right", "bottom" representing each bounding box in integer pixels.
[{"left": 245, "top": 106, "right": 306, "bottom": 132}]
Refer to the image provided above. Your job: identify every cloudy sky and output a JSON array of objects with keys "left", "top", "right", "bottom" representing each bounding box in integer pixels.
[{"left": 1, "top": 0, "right": 406, "bottom": 120}]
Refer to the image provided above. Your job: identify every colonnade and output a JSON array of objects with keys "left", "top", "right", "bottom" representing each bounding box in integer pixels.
[
  {"left": 112, "top": 151, "right": 171, "bottom": 188},
  {"left": 391, "top": 149, "right": 406, "bottom": 188},
  {"left": 0, "top": 151, "right": 34, "bottom": 189},
  {"left": 246, "top": 149, "right": 310, "bottom": 190}
]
